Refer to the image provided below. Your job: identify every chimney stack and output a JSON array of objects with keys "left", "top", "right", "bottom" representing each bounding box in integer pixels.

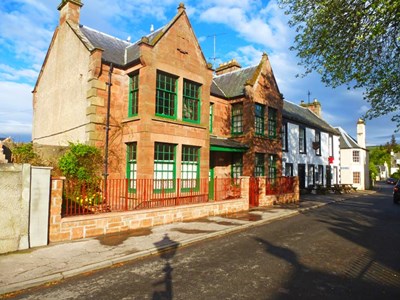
[
  {"left": 215, "top": 59, "right": 242, "bottom": 76},
  {"left": 300, "top": 98, "right": 322, "bottom": 118},
  {"left": 58, "top": 0, "right": 83, "bottom": 26},
  {"left": 357, "top": 118, "right": 366, "bottom": 148}
]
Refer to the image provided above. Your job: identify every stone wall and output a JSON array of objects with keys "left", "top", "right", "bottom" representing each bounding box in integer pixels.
[{"left": 49, "top": 178, "right": 249, "bottom": 242}]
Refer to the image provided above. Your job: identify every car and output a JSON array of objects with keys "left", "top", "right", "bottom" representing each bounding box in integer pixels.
[
  {"left": 386, "top": 177, "right": 397, "bottom": 185},
  {"left": 394, "top": 181, "right": 400, "bottom": 204}
]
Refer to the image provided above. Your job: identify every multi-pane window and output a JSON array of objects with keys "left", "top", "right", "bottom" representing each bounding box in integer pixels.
[
  {"left": 154, "top": 143, "right": 176, "bottom": 191},
  {"left": 255, "top": 104, "right": 264, "bottom": 136},
  {"left": 268, "top": 154, "right": 277, "bottom": 179},
  {"left": 285, "top": 163, "right": 293, "bottom": 177},
  {"left": 231, "top": 154, "right": 243, "bottom": 183},
  {"left": 209, "top": 103, "right": 214, "bottom": 133},
  {"left": 231, "top": 103, "right": 243, "bottom": 134},
  {"left": 299, "top": 126, "right": 306, "bottom": 153},
  {"left": 128, "top": 73, "right": 139, "bottom": 117},
  {"left": 353, "top": 150, "right": 360, "bottom": 163},
  {"left": 126, "top": 142, "right": 137, "bottom": 191},
  {"left": 183, "top": 80, "right": 201, "bottom": 123},
  {"left": 315, "top": 131, "right": 321, "bottom": 156},
  {"left": 268, "top": 107, "right": 277, "bottom": 138},
  {"left": 308, "top": 165, "right": 315, "bottom": 186},
  {"left": 181, "top": 146, "right": 199, "bottom": 190},
  {"left": 353, "top": 172, "right": 360, "bottom": 184},
  {"left": 282, "top": 123, "right": 288, "bottom": 151},
  {"left": 254, "top": 153, "right": 265, "bottom": 177},
  {"left": 156, "top": 72, "right": 177, "bottom": 118}
]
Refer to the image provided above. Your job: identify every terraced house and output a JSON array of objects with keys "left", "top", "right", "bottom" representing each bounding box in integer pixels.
[{"left": 33, "top": 0, "right": 284, "bottom": 202}]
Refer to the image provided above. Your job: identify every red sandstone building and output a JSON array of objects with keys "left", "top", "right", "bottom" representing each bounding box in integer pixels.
[{"left": 33, "top": 1, "right": 283, "bottom": 195}]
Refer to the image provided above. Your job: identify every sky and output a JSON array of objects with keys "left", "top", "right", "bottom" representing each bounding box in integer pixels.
[{"left": 0, "top": 0, "right": 398, "bottom": 146}]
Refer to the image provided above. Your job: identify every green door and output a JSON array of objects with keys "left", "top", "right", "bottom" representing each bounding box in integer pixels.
[{"left": 209, "top": 167, "right": 215, "bottom": 200}]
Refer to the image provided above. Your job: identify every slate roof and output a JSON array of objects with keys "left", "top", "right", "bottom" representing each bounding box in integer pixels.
[
  {"left": 335, "top": 127, "right": 362, "bottom": 149},
  {"left": 79, "top": 23, "right": 165, "bottom": 67},
  {"left": 211, "top": 66, "right": 258, "bottom": 99},
  {"left": 210, "top": 137, "right": 248, "bottom": 150},
  {"left": 283, "top": 100, "right": 339, "bottom": 135}
]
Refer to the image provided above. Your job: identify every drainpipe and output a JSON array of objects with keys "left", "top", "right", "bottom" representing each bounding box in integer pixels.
[{"left": 103, "top": 63, "right": 113, "bottom": 198}]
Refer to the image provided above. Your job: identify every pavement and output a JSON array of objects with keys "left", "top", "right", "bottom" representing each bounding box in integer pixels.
[{"left": 0, "top": 190, "right": 375, "bottom": 296}]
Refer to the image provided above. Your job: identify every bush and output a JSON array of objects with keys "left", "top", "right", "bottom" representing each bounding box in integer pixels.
[
  {"left": 58, "top": 143, "right": 102, "bottom": 183},
  {"left": 11, "top": 142, "right": 42, "bottom": 165}
]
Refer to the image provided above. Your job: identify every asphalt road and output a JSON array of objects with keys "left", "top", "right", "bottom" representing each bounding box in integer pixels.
[{"left": 7, "top": 183, "right": 400, "bottom": 299}]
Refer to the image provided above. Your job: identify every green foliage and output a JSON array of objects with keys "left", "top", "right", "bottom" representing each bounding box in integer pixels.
[
  {"left": 369, "top": 161, "right": 379, "bottom": 180},
  {"left": 58, "top": 143, "right": 102, "bottom": 183},
  {"left": 11, "top": 142, "right": 41, "bottom": 164},
  {"left": 390, "top": 171, "right": 400, "bottom": 180},
  {"left": 278, "top": 0, "right": 400, "bottom": 128}
]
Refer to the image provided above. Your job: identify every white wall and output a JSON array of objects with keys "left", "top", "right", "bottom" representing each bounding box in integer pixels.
[
  {"left": 283, "top": 123, "right": 340, "bottom": 187},
  {"left": 340, "top": 148, "right": 370, "bottom": 190},
  {"left": 33, "top": 24, "right": 90, "bottom": 146}
]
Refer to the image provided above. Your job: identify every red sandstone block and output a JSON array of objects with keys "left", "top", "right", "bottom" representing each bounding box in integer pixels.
[
  {"left": 105, "top": 227, "right": 121, "bottom": 234},
  {"left": 140, "top": 218, "right": 153, "bottom": 228},
  {"left": 71, "top": 227, "right": 84, "bottom": 240},
  {"left": 107, "top": 222, "right": 123, "bottom": 228},
  {"left": 50, "top": 231, "right": 71, "bottom": 243},
  {"left": 85, "top": 228, "right": 105, "bottom": 237}
]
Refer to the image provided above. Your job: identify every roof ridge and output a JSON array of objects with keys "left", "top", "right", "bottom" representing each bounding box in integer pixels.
[
  {"left": 80, "top": 24, "right": 131, "bottom": 45},
  {"left": 213, "top": 65, "right": 257, "bottom": 78}
]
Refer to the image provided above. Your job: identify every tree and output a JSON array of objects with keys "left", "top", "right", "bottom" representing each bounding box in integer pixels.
[{"left": 278, "top": 0, "right": 400, "bottom": 127}]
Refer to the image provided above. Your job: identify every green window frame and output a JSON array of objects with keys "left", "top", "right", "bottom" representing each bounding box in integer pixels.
[
  {"left": 154, "top": 142, "right": 176, "bottom": 191},
  {"left": 209, "top": 103, "right": 214, "bottom": 133},
  {"left": 255, "top": 104, "right": 264, "bottom": 136},
  {"left": 181, "top": 145, "right": 200, "bottom": 191},
  {"left": 128, "top": 72, "right": 139, "bottom": 117},
  {"left": 126, "top": 142, "right": 137, "bottom": 191},
  {"left": 183, "top": 80, "right": 201, "bottom": 123},
  {"left": 268, "top": 107, "right": 277, "bottom": 138},
  {"left": 231, "top": 153, "right": 243, "bottom": 184},
  {"left": 156, "top": 71, "right": 177, "bottom": 119},
  {"left": 268, "top": 154, "right": 277, "bottom": 179},
  {"left": 255, "top": 153, "right": 265, "bottom": 177},
  {"left": 231, "top": 103, "right": 243, "bottom": 135}
]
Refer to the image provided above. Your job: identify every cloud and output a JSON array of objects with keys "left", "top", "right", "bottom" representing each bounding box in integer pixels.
[
  {"left": 0, "top": 1, "right": 55, "bottom": 65},
  {"left": 0, "top": 81, "right": 33, "bottom": 137},
  {"left": 0, "top": 64, "right": 38, "bottom": 82},
  {"left": 197, "top": 0, "right": 291, "bottom": 52}
]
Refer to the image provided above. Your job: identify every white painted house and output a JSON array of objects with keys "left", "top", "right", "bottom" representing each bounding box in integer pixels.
[
  {"left": 282, "top": 100, "right": 340, "bottom": 189},
  {"left": 336, "top": 119, "right": 370, "bottom": 190}
]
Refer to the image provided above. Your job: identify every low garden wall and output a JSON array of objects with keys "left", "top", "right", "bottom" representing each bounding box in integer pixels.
[{"left": 49, "top": 178, "right": 249, "bottom": 242}]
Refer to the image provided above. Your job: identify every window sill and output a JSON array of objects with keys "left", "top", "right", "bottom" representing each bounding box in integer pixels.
[
  {"left": 121, "top": 116, "right": 140, "bottom": 124},
  {"left": 152, "top": 116, "right": 207, "bottom": 130}
]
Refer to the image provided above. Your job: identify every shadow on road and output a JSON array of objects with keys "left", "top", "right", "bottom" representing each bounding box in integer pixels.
[
  {"left": 254, "top": 236, "right": 399, "bottom": 299},
  {"left": 152, "top": 234, "right": 179, "bottom": 300}
]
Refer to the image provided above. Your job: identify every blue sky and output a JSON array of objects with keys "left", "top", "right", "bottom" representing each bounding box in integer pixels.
[{"left": 0, "top": 0, "right": 398, "bottom": 145}]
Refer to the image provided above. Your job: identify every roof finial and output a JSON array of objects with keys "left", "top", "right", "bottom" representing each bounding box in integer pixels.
[{"left": 178, "top": 3, "right": 186, "bottom": 12}]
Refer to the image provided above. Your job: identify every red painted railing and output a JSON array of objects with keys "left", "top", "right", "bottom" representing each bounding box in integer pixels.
[
  {"left": 265, "top": 177, "right": 296, "bottom": 195},
  {"left": 62, "top": 178, "right": 241, "bottom": 217}
]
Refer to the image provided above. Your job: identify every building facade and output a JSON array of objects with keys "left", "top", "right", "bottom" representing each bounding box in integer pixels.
[
  {"left": 336, "top": 119, "right": 370, "bottom": 190},
  {"left": 282, "top": 99, "right": 341, "bottom": 189},
  {"left": 33, "top": 1, "right": 283, "bottom": 191}
]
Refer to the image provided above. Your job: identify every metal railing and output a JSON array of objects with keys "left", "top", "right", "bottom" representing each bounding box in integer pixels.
[{"left": 62, "top": 177, "right": 242, "bottom": 217}]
